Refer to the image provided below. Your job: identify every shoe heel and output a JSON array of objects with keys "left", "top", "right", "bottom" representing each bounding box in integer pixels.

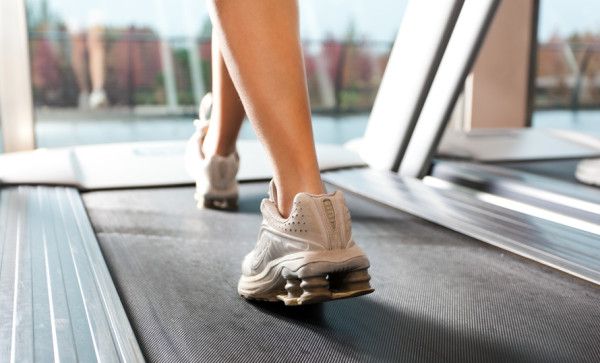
[
  {"left": 202, "top": 196, "right": 238, "bottom": 211},
  {"left": 279, "top": 275, "right": 331, "bottom": 306},
  {"left": 329, "top": 268, "right": 374, "bottom": 298},
  {"left": 195, "top": 192, "right": 238, "bottom": 211},
  {"left": 277, "top": 268, "right": 374, "bottom": 306}
]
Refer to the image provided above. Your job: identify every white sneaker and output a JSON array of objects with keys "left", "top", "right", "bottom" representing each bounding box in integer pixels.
[
  {"left": 185, "top": 93, "right": 240, "bottom": 210},
  {"left": 238, "top": 180, "right": 374, "bottom": 305},
  {"left": 576, "top": 158, "right": 600, "bottom": 186},
  {"left": 89, "top": 89, "right": 108, "bottom": 109}
]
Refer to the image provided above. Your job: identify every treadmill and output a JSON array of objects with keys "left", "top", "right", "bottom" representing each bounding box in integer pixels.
[{"left": 1, "top": 0, "right": 599, "bottom": 362}]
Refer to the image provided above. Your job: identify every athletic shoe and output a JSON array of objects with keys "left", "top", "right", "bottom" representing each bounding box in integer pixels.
[
  {"left": 576, "top": 158, "right": 600, "bottom": 186},
  {"left": 185, "top": 93, "right": 240, "bottom": 210},
  {"left": 89, "top": 89, "right": 108, "bottom": 109},
  {"left": 238, "top": 180, "right": 374, "bottom": 305}
]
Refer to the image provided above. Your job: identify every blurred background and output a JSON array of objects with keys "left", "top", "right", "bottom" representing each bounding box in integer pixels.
[{"left": 3, "top": 0, "right": 600, "bottom": 150}]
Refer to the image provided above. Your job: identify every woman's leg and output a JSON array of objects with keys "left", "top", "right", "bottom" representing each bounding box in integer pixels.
[
  {"left": 201, "top": 31, "right": 246, "bottom": 158},
  {"left": 87, "top": 25, "right": 105, "bottom": 93},
  {"left": 207, "top": 0, "right": 324, "bottom": 217},
  {"left": 70, "top": 33, "right": 89, "bottom": 102}
]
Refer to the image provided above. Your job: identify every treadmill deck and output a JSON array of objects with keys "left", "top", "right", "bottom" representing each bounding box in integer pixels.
[{"left": 82, "top": 182, "right": 600, "bottom": 362}]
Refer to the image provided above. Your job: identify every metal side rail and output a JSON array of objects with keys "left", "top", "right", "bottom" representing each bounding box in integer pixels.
[
  {"left": 323, "top": 168, "right": 600, "bottom": 285},
  {"left": 431, "top": 161, "right": 600, "bottom": 224},
  {"left": 0, "top": 186, "right": 144, "bottom": 362}
]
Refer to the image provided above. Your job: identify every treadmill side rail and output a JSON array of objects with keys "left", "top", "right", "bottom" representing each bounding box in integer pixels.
[{"left": 323, "top": 168, "right": 600, "bottom": 286}]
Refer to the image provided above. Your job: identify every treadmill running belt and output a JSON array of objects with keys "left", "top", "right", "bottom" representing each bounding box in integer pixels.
[{"left": 82, "top": 182, "right": 600, "bottom": 363}]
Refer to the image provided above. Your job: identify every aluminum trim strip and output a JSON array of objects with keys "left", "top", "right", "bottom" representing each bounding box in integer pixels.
[
  {"left": 0, "top": 186, "right": 144, "bottom": 362},
  {"left": 66, "top": 188, "right": 143, "bottom": 361},
  {"left": 0, "top": 190, "right": 20, "bottom": 359}
]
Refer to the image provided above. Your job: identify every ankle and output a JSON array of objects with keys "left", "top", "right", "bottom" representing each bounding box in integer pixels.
[
  {"left": 275, "top": 179, "right": 325, "bottom": 218},
  {"left": 214, "top": 144, "right": 237, "bottom": 157},
  {"left": 201, "top": 129, "right": 236, "bottom": 158}
]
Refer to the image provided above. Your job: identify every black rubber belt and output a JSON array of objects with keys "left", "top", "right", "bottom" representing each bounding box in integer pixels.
[{"left": 83, "top": 182, "right": 600, "bottom": 363}]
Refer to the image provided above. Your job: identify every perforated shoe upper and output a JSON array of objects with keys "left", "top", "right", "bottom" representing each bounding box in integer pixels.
[{"left": 241, "top": 180, "right": 356, "bottom": 276}]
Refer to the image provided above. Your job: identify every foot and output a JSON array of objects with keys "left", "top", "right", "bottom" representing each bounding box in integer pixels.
[
  {"left": 185, "top": 93, "right": 240, "bottom": 210},
  {"left": 89, "top": 89, "right": 108, "bottom": 109},
  {"left": 238, "top": 180, "right": 374, "bottom": 305},
  {"left": 576, "top": 158, "right": 600, "bottom": 186}
]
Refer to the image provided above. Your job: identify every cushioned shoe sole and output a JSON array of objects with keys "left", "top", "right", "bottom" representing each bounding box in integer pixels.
[{"left": 238, "top": 245, "right": 374, "bottom": 306}]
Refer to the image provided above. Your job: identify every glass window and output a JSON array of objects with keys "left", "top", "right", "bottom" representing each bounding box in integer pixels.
[
  {"left": 533, "top": 0, "right": 600, "bottom": 133},
  {"left": 25, "top": 0, "right": 407, "bottom": 148}
]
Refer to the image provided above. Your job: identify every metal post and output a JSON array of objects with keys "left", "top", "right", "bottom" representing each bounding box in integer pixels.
[
  {"left": 183, "top": 0, "right": 205, "bottom": 106},
  {"left": 304, "top": 3, "right": 336, "bottom": 110},
  {"left": 153, "top": 0, "right": 179, "bottom": 112},
  {"left": 571, "top": 46, "right": 593, "bottom": 109}
]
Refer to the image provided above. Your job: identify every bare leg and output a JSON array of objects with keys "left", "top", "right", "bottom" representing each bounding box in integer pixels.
[
  {"left": 202, "top": 32, "right": 246, "bottom": 157},
  {"left": 207, "top": 0, "right": 324, "bottom": 217},
  {"left": 87, "top": 25, "right": 105, "bottom": 93},
  {"left": 71, "top": 33, "right": 89, "bottom": 97}
]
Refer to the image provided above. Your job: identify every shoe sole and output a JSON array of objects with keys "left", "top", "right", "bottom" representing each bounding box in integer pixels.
[
  {"left": 195, "top": 193, "right": 239, "bottom": 211},
  {"left": 238, "top": 246, "right": 374, "bottom": 306}
]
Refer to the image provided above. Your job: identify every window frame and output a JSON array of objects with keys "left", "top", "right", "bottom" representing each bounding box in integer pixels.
[{"left": 0, "top": 0, "right": 36, "bottom": 152}]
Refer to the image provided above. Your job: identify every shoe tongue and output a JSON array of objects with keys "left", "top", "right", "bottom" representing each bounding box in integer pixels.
[{"left": 268, "top": 179, "right": 278, "bottom": 203}]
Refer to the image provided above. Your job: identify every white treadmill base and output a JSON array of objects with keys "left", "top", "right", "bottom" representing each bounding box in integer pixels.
[
  {"left": 0, "top": 140, "right": 365, "bottom": 190},
  {"left": 439, "top": 128, "right": 600, "bottom": 162}
]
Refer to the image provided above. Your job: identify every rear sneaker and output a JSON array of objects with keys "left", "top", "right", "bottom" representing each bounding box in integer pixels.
[
  {"left": 185, "top": 93, "right": 240, "bottom": 210},
  {"left": 576, "top": 158, "right": 600, "bottom": 187},
  {"left": 89, "top": 89, "right": 108, "bottom": 109},
  {"left": 238, "top": 180, "right": 374, "bottom": 305}
]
